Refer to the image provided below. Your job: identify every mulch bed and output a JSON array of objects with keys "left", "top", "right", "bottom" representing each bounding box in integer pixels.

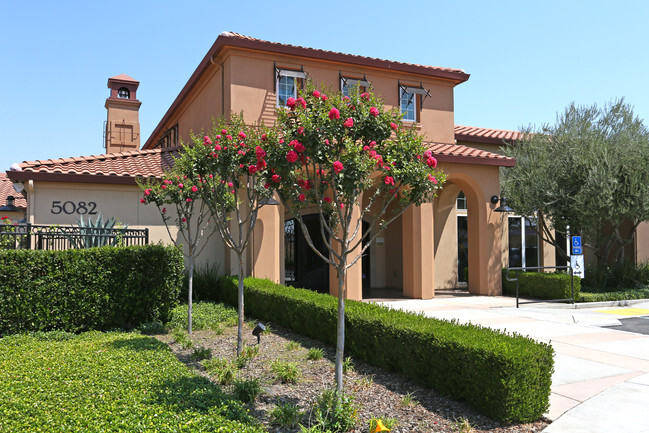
[{"left": 156, "top": 323, "right": 550, "bottom": 433}]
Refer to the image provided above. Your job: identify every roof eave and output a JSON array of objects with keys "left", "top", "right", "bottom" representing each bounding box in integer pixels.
[{"left": 435, "top": 154, "right": 516, "bottom": 167}]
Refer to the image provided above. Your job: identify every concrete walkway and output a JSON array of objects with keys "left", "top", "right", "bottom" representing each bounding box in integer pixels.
[{"left": 371, "top": 294, "right": 649, "bottom": 433}]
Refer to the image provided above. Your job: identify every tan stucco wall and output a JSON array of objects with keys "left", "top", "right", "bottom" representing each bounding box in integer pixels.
[
  {"left": 28, "top": 181, "right": 225, "bottom": 268},
  {"left": 637, "top": 221, "right": 649, "bottom": 264},
  {"left": 0, "top": 209, "right": 24, "bottom": 222}
]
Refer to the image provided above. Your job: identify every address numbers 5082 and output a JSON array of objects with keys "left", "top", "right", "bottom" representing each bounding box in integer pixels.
[{"left": 50, "top": 201, "right": 98, "bottom": 215}]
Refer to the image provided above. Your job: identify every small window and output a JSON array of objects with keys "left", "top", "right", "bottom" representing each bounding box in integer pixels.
[
  {"left": 400, "top": 87, "right": 417, "bottom": 122},
  {"left": 277, "top": 75, "right": 296, "bottom": 107},
  {"left": 117, "top": 87, "right": 130, "bottom": 99},
  {"left": 340, "top": 78, "right": 364, "bottom": 97}
]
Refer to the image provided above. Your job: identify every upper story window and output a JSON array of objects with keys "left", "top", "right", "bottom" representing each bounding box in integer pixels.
[
  {"left": 117, "top": 87, "right": 130, "bottom": 99},
  {"left": 399, "top": 83, "right": 431, "bottom": 123},
  {"left": 400, "top": 87, "right": 417, "bottom": 122},
  {"left": 275, "top": 66, "right": 307, "bottom": 107},
  {"left": 340, "top": 75, "right": 371, "bottom": 97}
]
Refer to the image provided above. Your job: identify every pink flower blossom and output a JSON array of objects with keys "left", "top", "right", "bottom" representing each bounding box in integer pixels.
[
  {"left": 287, "top": 150, "right": 299, "bottom": 163},
  {"left": 384, "top": 176, "right": 395, "bottom": 186},
  {"left": 178, "top": 183, "right": 184, "bottom": 188},
  {"left": 294, "top": 142, "right": 305, "bottom": 153},
  {"left": 297, "top": 97, "right": 306, "bottom": 109},
  {"left": 428, "top": 174, "right": 438, "bottom": 184},
  {"left": 162, "top": 207, "right": 166, "bottom": 214},
  {"left": 297, "top": 127, "right": 305, "bottom": 135},
  {"left": 343, "top": 118, "right": 354, "bottom": 128},
  {"left": 140, "top": 198, "right": 145, "bottom": 203},
  {"left": 323, "top": 197, "right": 331, "bottom": 203},
  {"left": 238, "top": 131, "right": 246, "bottom": 139},
  {"left": 324, "top": 139, "right": 330, "bottom": 145},
  {"left": 186, "top": 198, "right": 192, "bottom": 202},
  {"left": 312, "top": 90, "right": 321, "bottom": 98},
  {"left": 228, "top": 182, "right": 233, "bottom": 187},
  {"left": 333, "top": 160, "right": 343, "bottom": 174},
  {"left": 390, "top": 122, "right": 398, "bottom": 130},
  {"left": 221, "top": 129, "right": 228, "bottom": 135},
  {"left": 369, "top": 107, "right": 379, "bottom": 117},
  {"left": 248, "top": 165, "right": 257, "bottom": 175},
  {"left": 298, "top": 194, "right": 306, "bottom": 202},
  {"left": 264, "top": 183, "right": 270, "bottom": 189},
  {"left": 321, "top": 94, "right": 328, "bottom": 101},
  {"left": 226, "top": 135, "right": 232, "bottom": 141},
  {"left": 215, "top": 135, "right": 221, "bottom": 140},
  {"left": 191, "top": 185, "right": 198, "bottom": 192},
  {"left": 286, "top": 97, "right": 297, "bottom": 110},
  {"left": 144, "top": 188, "right": 152, "bottom": 195},
  {"left": 343, "top": 96, "right": 350, "bottom": 101},
  {"left": 214, "top": 144, "right": 221, "bottom": 151},
  {"left": 161, "top": 185, "right": 167, "bottom": 189},
  {"left": 203, "top": 136, "right": 212, "bottom": 145},
  {"left": 272, "top": 174, "right": 281, "bottom": 183},
  {"left": 426, "top": 157, "right": 437, "bottom": 168},
  {"left": 261, "top": 133, "right": 267, "bottom": 141},
  {"left": 424, "top": 150, "right": 432, "bottom": 159},
  {"left": 328, "top": 108, "right": 340, "bottom": 120},
  {"left": 360, "top": 92, "right": 370, "bottom": 100}
]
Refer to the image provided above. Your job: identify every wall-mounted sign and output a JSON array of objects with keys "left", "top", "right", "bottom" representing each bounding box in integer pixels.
[{"left": 50, "top": 201, "right": 98, "bottom": 215}]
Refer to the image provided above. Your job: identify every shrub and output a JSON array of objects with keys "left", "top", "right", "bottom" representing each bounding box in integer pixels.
[
  {"left": 171, "top": 327, "right": 193, "bottom": 349},
  {"left": 309, "top": 389, "right": 358, "bottom": 433},
  {"left": 232, "top": 378, "right": 262, "bottom": 403},
  {"left": 0, "top": 245, "right": 183, "bottom": 336},
  {"left": 168, "top": 302, "right": 237, "bottom": 331},
  {"left": 269, "top": 401, "right": 303, "bottom": 427},
  {"left": 577, "top": 288, "right": 649, "bottom": 303},
  {"left": 183, "top": 262, "right": 224, "bottom": 302},
  {"left": 137, "top": 321, "right": 167, "bottom": 335},
  {"left": 202, "top": 358, "right": 237, "bottom": 385},
  {"left": 307, "top": 347, "right": 324, "bottom": 361},
  {"left": 502, "top": 269, "right": 580, "bottom": 300},
  {"left": 191, "top": 346, "right": 212, "bottom": 361},
  {"left": 271, "top": 360, "right": 301, "bottom": 383},
  {"left": 219, "top": 276, "right": 554, "bottom": 423},
  {"left": 582, "top": 261, "right": 649, "bottom": 292}
]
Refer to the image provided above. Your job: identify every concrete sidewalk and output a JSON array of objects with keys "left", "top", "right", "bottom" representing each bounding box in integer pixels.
[{"left": 371, "top": 295, "right": 649, "bottom": 433}]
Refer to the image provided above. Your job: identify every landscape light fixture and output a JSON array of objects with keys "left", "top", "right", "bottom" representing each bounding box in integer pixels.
[
  {"left": 491, "top": 195, "right": 514, "bottom": 213},
  {"left": 252, "top": 322, "right": 266, "bottom": 344}
]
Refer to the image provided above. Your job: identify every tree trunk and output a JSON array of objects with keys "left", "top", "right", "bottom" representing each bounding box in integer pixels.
[
  {"left": 334, "top": 265, "right": 346, "bottom": 393},
  {"left": 237, "top": 254, "right": 245, "bottom": 357},
  {"left": 187, "top": 253, "right": 194, "bottom": 335}
]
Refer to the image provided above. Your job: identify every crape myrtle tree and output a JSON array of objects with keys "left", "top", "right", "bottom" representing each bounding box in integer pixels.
[
  {"left": 138, "top": 148, "right": 215, "bottom": 335},
  {"left": 264, "top": 82, "right": 445, "bottom": 392},
  {"left": 184, "top": 113, "right": 275, "bottom": 357},
  {"left": 501, "top": 99, "right": 649, "bottom": 266}
]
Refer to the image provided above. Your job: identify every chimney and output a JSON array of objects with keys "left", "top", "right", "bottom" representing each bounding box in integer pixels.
[{"left": 105, "top": 74, "right": 141, "bottom": 154}]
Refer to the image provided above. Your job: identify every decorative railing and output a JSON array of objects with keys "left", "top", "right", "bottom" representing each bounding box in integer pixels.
[{"left": 0, "top": 224, "right": 149, "bottom": 250}]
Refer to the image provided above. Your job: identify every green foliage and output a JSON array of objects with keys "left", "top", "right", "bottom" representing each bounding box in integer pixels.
[
  {"left": 219, "top": 276, "right": 554, "bottom": 423},
  {"left": 271, "top": 360, "right": 302, "bottom": 383},
  {"left": 0, "top": 245, "right": 183, "bottom": 336},
  {"left": 577, "top": 288, "right": 649, "bottom": 303},
  {"left": 201, "top": 357, "right": 237, "bottom": 385},
  {"left": 171, "top": 327, "right": 193, "bottom": 349},
  {"left": 269, "top": 401, "right": 304, "bottom": 427},
  {"left": 0, "top": 217, "right": 26, "bottom": 249},
  {"left": 232, "top": 378, "right": 262, "bottom": 403},
  {"left": 582, "top": 261, "right": 649, "bottom": 292},
  {"left": 307, "top": 347, "right": 324, "bottom": 361},
  {"left": 286, "top": 340, "right": 301, "bottom": 351},
  {"left": 137, "top": 321, "right": 167, "bottom": 335},
  {"left": 183, "top": 262, "right": 224, "bottom": 302},
  {"left": 369, "top": 417, "right": 399, "bottom": 432},
  {"left": 191, "top": 346, "right": 212, "bottom": 361},
  {"left": 0, "top": 332, "right": 262, "bottom": 432},
  {"left": 400, "top": 392, "right": 419, "bottom": 407},
  {"left": 168, "top": 302, "right": 238, "bottom": 331},
  {"left": 235, "top": 345, "right": 259, "bottom": 369},
  {"left": 502, "top": 269, "right": 581, "bottom": 300},
  {"left": 502, "top": 99, "right": 649, "bottom": 265},
  {"left": 309, "top": 389, "right": 358, "bottom": 433},
  {"left": 342, "top": 356, "right": 354, "bottom": 374},
  {"left": 67, "top": 213, "right": 127, "bottom": 248}
]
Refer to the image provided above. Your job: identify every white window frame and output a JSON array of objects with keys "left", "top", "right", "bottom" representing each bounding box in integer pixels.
[
  {"left": 508, "top": 215, "right": 540, "bottom": 269},
  {"left": 275, "top": 68, "right": 306, "bottom": 107},
  {"left": 400, "top": 87, "right": 417, "bottom": 122}
]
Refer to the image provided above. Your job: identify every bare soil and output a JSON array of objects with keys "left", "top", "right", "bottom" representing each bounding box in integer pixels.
[{"left": 156, "top": 323, "right": 550, "bottom": 433}]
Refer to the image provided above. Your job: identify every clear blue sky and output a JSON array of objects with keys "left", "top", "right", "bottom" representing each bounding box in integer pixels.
[{"left": 1, "top": 0, "right": 647, "bottom": 170}]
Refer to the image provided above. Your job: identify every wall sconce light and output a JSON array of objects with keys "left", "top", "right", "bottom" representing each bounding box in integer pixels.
[
  {"left": 491, "top": 195, "right": 514, "bottom": 213},
  {"left": 0, "top": 196, "right": 20, "bottom": 212},
  {"left": 252, "top": 322, "right": 266, "bottom": 344},
  {"left": 259, "top": 197, "right": 280, "bottom": 206}
]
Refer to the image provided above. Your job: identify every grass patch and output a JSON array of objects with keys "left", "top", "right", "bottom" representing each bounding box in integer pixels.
[
  {"left": 307, "top": 347, "right": 324, "bottom": 361},
  {"left": 168, "top": 302, "right": 238, "bottom": 332},
  {"left": 0, "top": 331, "right": 261, "bottom": 432},
  {"left": 270, "top": 360, "right": 302, "bottom": 384}
]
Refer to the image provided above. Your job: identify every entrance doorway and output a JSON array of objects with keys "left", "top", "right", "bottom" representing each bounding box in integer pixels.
[{"left": 284, "top": 215, "right": 330, "bottom": 292}]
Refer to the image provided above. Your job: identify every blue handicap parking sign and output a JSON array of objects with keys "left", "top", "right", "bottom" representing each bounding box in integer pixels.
[{"left": 572, "top": 236, "right": 582, "bottom": 255}]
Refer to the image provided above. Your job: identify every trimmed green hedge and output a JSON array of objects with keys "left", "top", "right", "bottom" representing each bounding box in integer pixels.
[
  {"left": 502, "top": 269, "right": 580, "bottom": 300},
  {"left": 578, "top": 288, "right": 649, "bottom": 303},
  {"left": 219, "top": 277, "right": 554, "bottom": 423},
  {"left": 0, "top": 245, "right": 183, "bottom": 335}
]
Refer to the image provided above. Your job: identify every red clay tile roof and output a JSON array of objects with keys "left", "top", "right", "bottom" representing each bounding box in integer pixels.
[
  {"left": 426, "top": 142, "right": 515, "bottom": 167},
  {"left": 0, "top": 173, "right": 27, "bottom": 208},
  {"left": 6, "top": 148, "right": 179, "bottom": 185},
  {"left": 144, "top": 32, "right": 470, "bottom": 149},
  {"left": 454, "top": 125, "right": 523, "bottom": 145},
  {"left": 109, "top": 73, "right": 138, "bottom": 83}
]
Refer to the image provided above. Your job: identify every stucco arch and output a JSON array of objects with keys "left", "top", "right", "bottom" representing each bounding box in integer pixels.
[{"left": 434, "top": 164, "right": 504, "bottom": 295}]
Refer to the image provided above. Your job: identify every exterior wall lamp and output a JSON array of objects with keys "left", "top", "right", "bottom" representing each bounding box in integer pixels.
[
  {"left": 259, "top": 197, "right": 280, "bottom": 206},
  {"left": 491, "top": 195, "right": 514, "bottom": 213}
]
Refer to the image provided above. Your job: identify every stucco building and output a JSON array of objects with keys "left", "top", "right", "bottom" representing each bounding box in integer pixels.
[{"left": 9, "top": 32, "right": 641, "bottom": 299}]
